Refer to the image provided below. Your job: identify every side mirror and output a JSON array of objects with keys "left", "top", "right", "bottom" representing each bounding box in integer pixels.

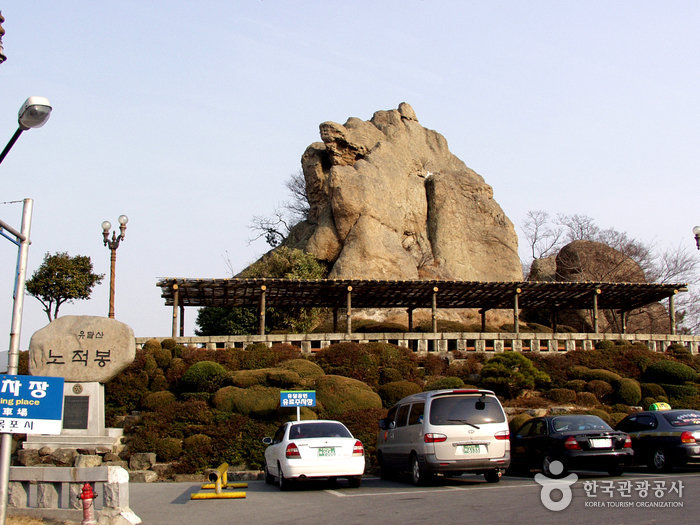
[
  {"left": 262, "top": 437, "right": 273, "bottom": 445},
  {"left": 379, "top": 419, "right": 388, "bottom": 430}
]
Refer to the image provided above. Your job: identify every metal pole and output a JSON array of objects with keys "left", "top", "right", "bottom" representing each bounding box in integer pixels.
[
  {"left": 108, "top": 247, "right": 116, "bottom": 318},
  {"left": 0, "top": 128, "right": 23, "bottom": 165},
  {"left": 0, "top": 198, "right": 33, "bottom": 525}
]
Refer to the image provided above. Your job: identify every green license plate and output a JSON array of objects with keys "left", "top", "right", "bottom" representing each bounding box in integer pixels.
[
  {"left": 462, "top": 445, "right": 481, "bottom": 454},
  {"left": 318, "top": 447, "right": 335, "bottom": 457}
]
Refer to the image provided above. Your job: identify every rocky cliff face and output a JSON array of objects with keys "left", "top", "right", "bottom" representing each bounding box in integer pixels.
[{"left": 284, "top": 103, "right": 522, "bottom": 282}]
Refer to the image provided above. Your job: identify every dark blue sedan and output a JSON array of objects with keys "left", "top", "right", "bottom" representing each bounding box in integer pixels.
[{"left": 510, "top": 415, "right": 633, "bottom": 477}]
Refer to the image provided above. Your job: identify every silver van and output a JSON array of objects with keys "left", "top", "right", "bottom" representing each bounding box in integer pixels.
[{"left": 377, "top": 389, "right": 510, "bottom": 485}]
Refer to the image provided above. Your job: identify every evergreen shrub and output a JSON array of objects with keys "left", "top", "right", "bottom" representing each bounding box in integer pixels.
[{"left": 377, "top": 381, "right": 421, "bottom": 408}]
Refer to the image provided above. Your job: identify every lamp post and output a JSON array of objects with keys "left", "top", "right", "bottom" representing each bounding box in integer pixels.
[
  {"left": 0, "top": 97, "right": 52, "bottom": 165},
  {"left": 693, "top": 226, "right": 700, "bottom": 250},
  {"left": 102, "top": 215, "right": 128, "bottom": 318}
]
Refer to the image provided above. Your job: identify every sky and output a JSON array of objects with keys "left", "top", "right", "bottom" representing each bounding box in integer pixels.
[{"left": 1, "top": 1, "right": 699, "bottom": 358}]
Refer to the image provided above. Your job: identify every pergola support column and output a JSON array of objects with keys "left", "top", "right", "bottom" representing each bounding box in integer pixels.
[
  {"left": 513, "top": 288, "right": 521, "bottom": 333},
  {"left": 171, "top": 284, "right": 179, "bottom": 338},
  {"left": 346, "top": 286, "right": 352, "bottom": 335},
  {"left": 259, "top": 286, "right": 266, "bottom": 336},
  {"left": 593, "top": 289, "right": 600, "bottom": 334},
  {"left": 670, "top": 292, "right": 677, "bottom": 335},
  {"left": 407, "top": 308, "right": 414, "bottom": 332},
  {"left": 333, "top": 308, "right": 338, "bottom": 333},
  {"left": 180, "top": 304, "right": 185, "bottom": 337},
  {"left": 432, "top": 287, "right": 438, "bottom": 333}
]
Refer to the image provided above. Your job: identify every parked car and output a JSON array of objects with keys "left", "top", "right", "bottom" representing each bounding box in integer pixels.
[
  {"left": 615, "top": 408, "right": 700, "bottom": 471},
  {"left": 509, "top": 415, "right": 633, "bottom": 477},
  {"left": 262, "top": 420, "right": 365, "bottom": 490},
  {"left": 376, "top": 389, "right": 510, "bottom": 485}
]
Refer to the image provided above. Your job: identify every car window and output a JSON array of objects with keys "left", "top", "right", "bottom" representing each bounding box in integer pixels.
[
  {"left": 636, "top": 415, "right": 657, "bottom": 430},
  {"left": 272, "top": 424, "right": 287, "bottom": 444},
  {"left": 531, "top": 420, "right": 547, "bottom": 436},
  {"left": 396, "top": 405, "right": 411, "bottom": 428},
  {"left": 289, "top": 422, "right": 352, "bottom": 439},
  {"left": 662, "top": 410, "right": 700, "bottom": 427},
  {"left": 551, "top": 416, "right": 610, "bottom": 432},
  {"left": 386, "top": 405, "right": 398, "bottom": 424},
  {"left": 408, "top": 403, "right": 425, "bottom": 425},
  {"left": 516, "top": 421, "right": 533, "bottom": 437},
  {"left": 429, "top": 395, "right": 505, "bottom": 426}
]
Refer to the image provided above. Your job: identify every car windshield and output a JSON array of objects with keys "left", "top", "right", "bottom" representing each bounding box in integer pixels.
[
  {"left": 661, "top": 410, "right": 700, "bottom": 427},
  {"left": 429, "top": 395, "right": 505, "bottom": 426},
  {"left": 288, "top": 422, "right": 352, "bottom": 439},
  {"left": 551, "top": 416, "right": 611, "bottom": 433}
]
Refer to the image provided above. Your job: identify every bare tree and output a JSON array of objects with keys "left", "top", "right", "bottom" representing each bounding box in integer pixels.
[
  {"left": 521, "top": 210, "right": 563, "bottom": 259},
  {"left": 248, "top": 170, "right": 311, "bottom": 247}
]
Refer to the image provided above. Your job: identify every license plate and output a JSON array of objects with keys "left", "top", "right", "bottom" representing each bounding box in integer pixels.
[
  {"left": 318, "top": 447, "right": 335, "bottom": 457},
  {"left": 462, "top": 445, "right": 481, "bottom": 454},
  {"left": 589, "top": 438, "right": 612, "bottom": 449}
]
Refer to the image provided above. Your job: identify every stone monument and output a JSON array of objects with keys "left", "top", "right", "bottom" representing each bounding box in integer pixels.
[{"left": 24, "top": 315, "right": 135, "bottom": 452}]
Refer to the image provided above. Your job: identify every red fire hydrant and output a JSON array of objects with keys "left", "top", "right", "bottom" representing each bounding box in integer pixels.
[{"left": 78, "top": 482, "right": 97, "bottom": 525}]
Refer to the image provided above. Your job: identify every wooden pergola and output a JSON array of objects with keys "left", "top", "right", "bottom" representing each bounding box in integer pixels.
[{"left": 156, "top": 278, "right": 687, "bottom": 337}]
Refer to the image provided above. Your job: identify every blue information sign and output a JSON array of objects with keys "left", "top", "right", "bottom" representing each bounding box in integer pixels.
[
  {"left": 0, "top": 375, "right": 64, "bottom": 435},
  {"left": 280, "top": 390, "right": 316, "bottom": 407}
]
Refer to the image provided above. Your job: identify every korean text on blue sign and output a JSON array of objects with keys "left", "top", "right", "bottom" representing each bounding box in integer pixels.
[
  {"left": 280, "top": 391, "right": 316, "bottom": 407},
  {"left": 0, "top": 375, "right": 64, "bottom": 435}
]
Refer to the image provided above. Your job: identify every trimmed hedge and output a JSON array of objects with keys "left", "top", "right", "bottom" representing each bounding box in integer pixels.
[
  {"left": 377, "top": 381, "right": 422, "bottom": 408},
  {"left": 613, "top": 378, "right": 642, "bottom": 406},
  {"left": 644, "top": 361, "right": 697, "bottom": 385},
  {"left": 181, "top": 361, "right": 229, "bottom": 393},
  {"left": 425, "top": 376, "right": 465, "bottom": 391}
]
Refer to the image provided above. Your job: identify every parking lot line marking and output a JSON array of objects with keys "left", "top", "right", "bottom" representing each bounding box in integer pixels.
[{"left": 325, "top": 482, "right": 542, "bottom": 498}]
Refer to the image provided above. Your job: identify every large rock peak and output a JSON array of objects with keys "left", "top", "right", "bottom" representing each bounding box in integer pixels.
[{"left": 285, "top": 103, "right": 522, "bottom": 282}]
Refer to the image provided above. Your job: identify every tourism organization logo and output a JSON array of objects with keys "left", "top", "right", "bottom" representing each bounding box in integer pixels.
[
  {"left": 535, "top": 461, "right": 578, "bottom": 511},
  {"left": 535, "top": 461, "right": 685, "bottom": 511}
]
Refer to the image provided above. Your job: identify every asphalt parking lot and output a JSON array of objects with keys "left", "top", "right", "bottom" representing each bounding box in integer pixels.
[{"left": 129, "top": 467, "right": 700, "bottom": 525}]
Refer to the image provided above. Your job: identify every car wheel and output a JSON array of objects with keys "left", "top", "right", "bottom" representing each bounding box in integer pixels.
[
  {"left": 649, "top": 449, "right": 669, "bottom": 472},
  {"left": 542, "top": 455, "right": 566, "bottom": 479},
  {"left": 484, "top": 470, "right": 502, "bottom": 483},
  {"left": 411, "top": 455, "right": 432, "bottom": 486},
  {"left": 264, "top": 461, "right": 275, "bottom": 485},
  {"left": 277, "top": 463, "right": 291, "bottom": 491},
  {"left": 348, "top": 476, "right": 362, "bottom": 488}
]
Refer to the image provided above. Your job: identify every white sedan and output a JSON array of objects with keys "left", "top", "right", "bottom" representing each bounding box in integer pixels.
[{"left": 262, "top": 420, "right": 365, "bottom": 490}]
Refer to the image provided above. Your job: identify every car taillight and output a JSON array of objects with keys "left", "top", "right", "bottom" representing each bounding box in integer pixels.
[
  {"left": 285, "top": 443, "right": 301, "bottom": 458},
  {"left": 353, "top": 440, "right": 364, "bottom": 456},
  {"left": 680, "top": 431, "right": 696, "bottom": 444},
  {"left": 564, "top": 436, "right": 581, "bottom": 450},
  {"left": 623, "top": 435, "right": 633, "bottom": 448},
  {"left": 424, "top": 433, "right": 447, "bottom": 443},
  {"left": 495, "top": 430, "right": 510, "bottom": 440}
]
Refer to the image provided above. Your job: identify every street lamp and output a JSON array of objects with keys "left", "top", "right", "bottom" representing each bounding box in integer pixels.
[
  {"left": 694, "top": 226, "right": 700, "bottom": 250},
  {"left": 0, "top": 97, "right": 52, "bottom": 165},
  {"left": 102, "top": 215, "right": 128, "bottom": 319}
]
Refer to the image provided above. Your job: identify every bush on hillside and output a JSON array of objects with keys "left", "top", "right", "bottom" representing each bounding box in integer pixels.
[
  {"left": 141, "top": 391, "right": 177, "bottom": 411},
  {"left": 563, "top": 380, "right": 586, "bottom": 392},
  {"left": 613, "top": 378, "right": 642, "bottom": 406},
  {"left": 547, "top": 388, "right": 577, "bottom": 404},
  {"left": 480, "top": 352, "right": 551, "bottom": 398},
  {"left": 180, "top": 361, "right": 229, "bottom": 393},
  {"left": 377, "top": 381, "right": 422, "bottom": 409},
  {"left": 278, "top": 359, "right": 325, "bottom": 380},
  {"left": 315, "top": 375, "right": 382, "bottom": 417},
  {"left": 576, "top": 392, "right": 600, "bottom": 407},
  {"left": 312, "top": 343, "right": 380, "bottom": 386},
  {"left": 585, "top": 380, "right": 613, "bottom": 400},
  {"left": 155, "top": 437, "right": 182, "bottom": 462},
  {"left": 644, "top": 360, "right": 697, "bottom": 385},
  {"left": 425, "top": 376, "right": 465, "bottom": 391}
]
